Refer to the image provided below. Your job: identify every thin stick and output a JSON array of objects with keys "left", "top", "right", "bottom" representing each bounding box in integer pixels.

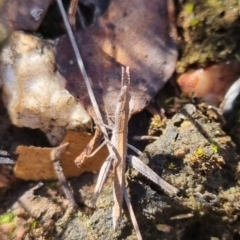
[
  {"left": 77, "top": 6, "right": 86, "bottom": 29},
  {"left": 51, "top": 142, "right": 77, "bottom": 207},
  {"left": 90, "top": 155, "right": 113, "bottom": 207},
  {"left": 127, "top": 144, "right": 143, "bottom": 156},
  {"left": 133, "top": 136, "right": 159, "bottom": 141},
  {"left": 75, "top": 127, "right": 103, "bottom": 167},
  {"left": 170, "top": 213, "right": 193, "bottom": 220},
  {"left": 56, "top": 0, "right": 114, "bottom": 157},
  {"left": 68, "top": 0, "right": 79, "bottom": 28},
  {"left": 127, "top": 155, "right": 178, "bottom": 196},
  {"left": 57, "top": 1, "right": 119, "bottom": 210},
  {"left": 0, "top": 157, "right": 15, "bottom": 165},
  {"left": 124, "top": 189, "right": 143, "bottom": 240},
  {"left": 86, "top": 140, "right": 107, "bottom": 158},
  {"left": 56, "top": 0, "right": 105, "bottom": 129},
  {"left": 0, "top": 150, "right": 15, "bottom": 164},
  {"left": 90, "top": 132, "right": 119, "bottom": 207}
]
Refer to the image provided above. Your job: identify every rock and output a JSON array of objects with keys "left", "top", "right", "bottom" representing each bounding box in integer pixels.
[
  {"left": 0, "top": 31, "right": 92, "bottom": 145},
  {"left": 141, "top": 103, "right": 240, "bottom": 239}
]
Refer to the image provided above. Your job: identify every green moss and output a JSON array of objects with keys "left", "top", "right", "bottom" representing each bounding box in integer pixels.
[
  {"left": 30, "top": 220, "right": 38, "bottom": 229},
  {"left": 190, "top": 18, "right": 199, "bottom": 26},
  {"left": 0, "top": 211, "right": 15, "bottom": 224},
  {"left": 206, "top": 0, "right": 223, "bottom": 8},
  {"left": 168, "top": 162, "right": 176, "bottom": 170},
  {"left": 211, "top": 144, "right": 218, "bottom": 153},
  {"left": 184, "top": 3, "right": 194, "bottom": 14},
  {"left": 196, "top": 148, "right": 204, "bottom": 156},
  {"left": 148, "top": 115, "right": 166, "bottom": 136},
  {"left": 49, "top": 181, "right": 57, "bottom": 189}
]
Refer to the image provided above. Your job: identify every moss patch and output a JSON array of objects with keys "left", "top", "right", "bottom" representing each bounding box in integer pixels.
[{"left": 177, "top": 0, "right": 240, "bottom": 73}]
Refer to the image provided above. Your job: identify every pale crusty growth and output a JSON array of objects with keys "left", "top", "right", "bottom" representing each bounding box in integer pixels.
[{"left": 0, "top": 31, "right": 92, "bottom": 145}]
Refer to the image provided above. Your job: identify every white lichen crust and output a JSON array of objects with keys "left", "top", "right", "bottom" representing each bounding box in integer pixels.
[{"left": 0, "top": 31, "right": 92, "bottom": 145}]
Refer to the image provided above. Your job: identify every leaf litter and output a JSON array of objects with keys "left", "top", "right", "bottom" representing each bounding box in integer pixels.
[{"left": 1, "top": 0, "right": 240, "bottom": 239}]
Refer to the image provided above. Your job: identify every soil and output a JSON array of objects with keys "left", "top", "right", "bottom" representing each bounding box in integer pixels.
[
  {"left": 176, "top": 0, "right": 240, "bottom": 73},
  {"left": 1, "top": 1, "right": 240, "bottom": 240}
]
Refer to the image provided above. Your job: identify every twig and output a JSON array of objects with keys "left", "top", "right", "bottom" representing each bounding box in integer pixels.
[
  {"left": 124, "top": 189, "right": 143, "bottom": 240},
  {"left": 0, "top": 157, "right": 15, "bottom": 165},
  {"left": 146, "top": 105, "right": 162, "bottom": 118},
  {"left": 133, "top": 136, "right": 159, "bottom": 141},
  {"left": 170, "top": 213, "right": 193, "bottom": 220},
  {"left": 127, "top": 144, "right": 143, "bottom": 156},
  {"left": 0, "top": 150, "right": 15, "bottom": 164},
  {"left": 57, "top": 0, "right": 121, "bottom": 210},
  {"left": 51, "top": 142, "right": 77, "bottom": 207},
  {"left": 68, "top": 0, "right": 79, "bottom": 28},
  {"left": 75, "top": 127, "right": 103, "bottom": 167},
  {"left": 56, "top": 3, "right": 119, "bottom": 211},
  {"left": 56, "top": 0, "right": 114, "bottom": 153},
  {"left": 77, "top": 6, "right": 87, "bottom": 29},
  {"left": 0, "top": 150, "right": 10, "bottom": 156},
  {"left": 90, "top": 155, "right": 113, "bottom": 207},
  {"left": 127, "top": 155, "right": 179, "bottom": 196}
]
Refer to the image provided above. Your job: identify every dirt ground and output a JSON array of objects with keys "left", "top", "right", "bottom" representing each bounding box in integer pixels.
[{"left": 1, "top": 95, "right": 240, "bottom": 240}]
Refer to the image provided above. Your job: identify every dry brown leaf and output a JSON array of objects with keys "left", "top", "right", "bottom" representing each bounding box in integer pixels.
[
  {"left": 55, "top": 0, "right": 178, "bottom": 123},
  {"left": 14, "top": 131, "right": 108, "bottom": 180},
  {"left": 0, "top": 0, "right": 52, "bottom": 32}
]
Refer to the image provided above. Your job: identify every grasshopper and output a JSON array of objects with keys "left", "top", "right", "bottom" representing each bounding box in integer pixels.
[{"left": 56, "top": 1, "right": 178, "bottom": 238}]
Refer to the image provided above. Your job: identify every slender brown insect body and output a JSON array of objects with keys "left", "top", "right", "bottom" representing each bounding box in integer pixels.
[{"left": 112, "top": 67, "right": 130, "bottom": 230}]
